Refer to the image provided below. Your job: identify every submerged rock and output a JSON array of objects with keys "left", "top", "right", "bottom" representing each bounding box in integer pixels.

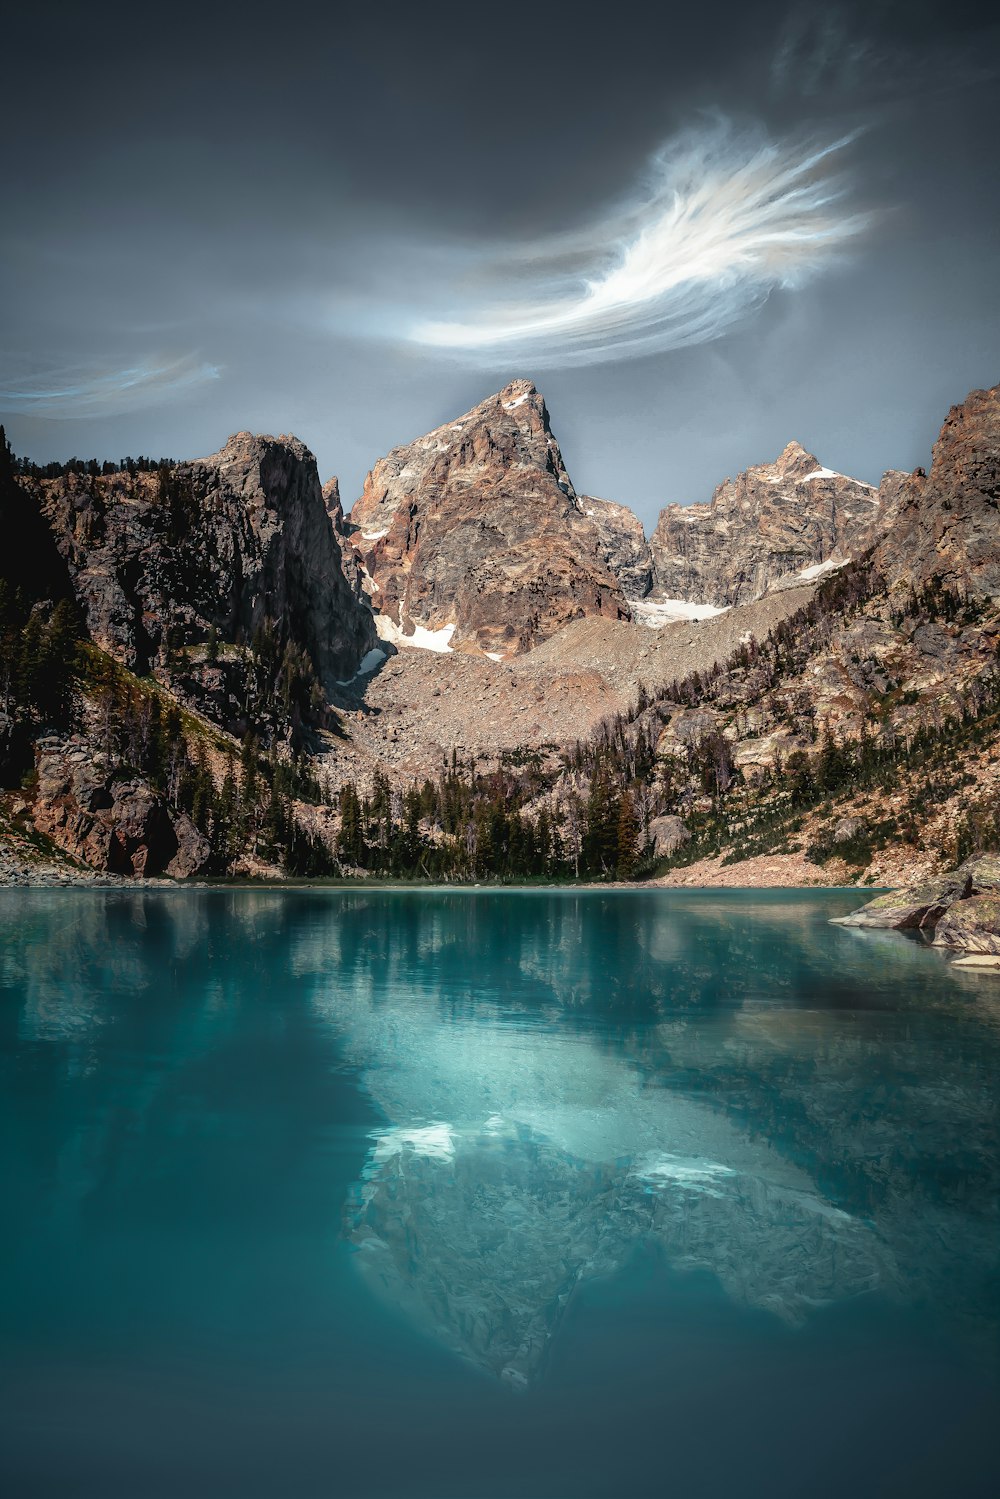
[{"left": 346, "top": 1103, "right": 890, "bottom": 1389}]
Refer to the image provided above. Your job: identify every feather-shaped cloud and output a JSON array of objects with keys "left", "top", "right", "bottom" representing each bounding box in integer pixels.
[{"left": 403, "top": 119, "right": 871, "bottom": 366}]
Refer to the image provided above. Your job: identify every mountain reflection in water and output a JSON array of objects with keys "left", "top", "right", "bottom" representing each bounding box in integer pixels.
[
  {"left": 289, "top": 889, "right": 997, "bottom": 1386},
  {"left": 2, "top": 887, "right": 998, "bottom": 1499}
]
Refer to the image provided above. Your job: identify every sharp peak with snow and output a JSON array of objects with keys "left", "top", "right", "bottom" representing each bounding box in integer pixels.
[
  {"left": 343, "top": 376, "right": 628, "bottom": 658},
  {"left": 752, "top": 440, "right": 872, "bottom": 490},
  {"left": 378, "top": 378, "right": 549, "bottom": 455}
]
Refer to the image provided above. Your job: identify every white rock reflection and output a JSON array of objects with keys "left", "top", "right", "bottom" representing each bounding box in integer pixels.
[
  {"left": 371, "top": 1123, "right": 456, "bottom": 1164},
  {"left": 307, "top": 970, "right": 892, "bottom": 1387}
]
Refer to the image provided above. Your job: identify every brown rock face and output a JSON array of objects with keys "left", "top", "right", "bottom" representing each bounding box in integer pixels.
[
  {"left": 29, "top": 433, "right": 376, "bottom": 691},
  {"left": 347, "top": 380, "right": 630, "bottom": 656},
  {"left": 32, "top": 737, "right": 210, "bottom": 878},
  {"left": 579, "top": 496, "right": 654, "bottom": 600},
  {"left": 870, "top": 468, "right": 913, "bottom": 539},
  {"left": 649, "top": 441, "right": 887, "bottom": 607},
  {"left": 322, "top": 475, "right": 373, "bottom": 614},
  {"left": 873, "top": 384, "right": 1000, "bottom": 598}
]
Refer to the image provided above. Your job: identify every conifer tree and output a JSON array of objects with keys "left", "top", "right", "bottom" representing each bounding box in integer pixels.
[{"left": 615, "top": 791, "right": 640, "bottom": 877}]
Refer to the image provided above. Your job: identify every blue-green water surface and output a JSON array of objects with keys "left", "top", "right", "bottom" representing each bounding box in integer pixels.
[{"left": 1, "top": 887, "right": 998, "bottom": 1497}]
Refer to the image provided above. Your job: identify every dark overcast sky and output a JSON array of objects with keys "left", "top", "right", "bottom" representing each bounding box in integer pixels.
[{"left": 2, "top": 0, "right": 997, "bottom": 525}]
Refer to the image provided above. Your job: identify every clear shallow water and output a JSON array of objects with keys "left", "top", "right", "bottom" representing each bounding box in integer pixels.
[{"left": 1, "top": 888, "right": 998, "bottom": 1499}]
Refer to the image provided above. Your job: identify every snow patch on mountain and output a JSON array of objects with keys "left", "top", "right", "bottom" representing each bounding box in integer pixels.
[
  {"left": 632, "top": 597, "right": 729, "bottom": 628},
  {"left": 375, "top": 611, "right": 457, "bottom": 653}
]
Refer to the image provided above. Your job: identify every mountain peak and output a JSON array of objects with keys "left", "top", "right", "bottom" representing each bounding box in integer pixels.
[
  {"left": 650, "top": 439, "right": 888, "bottom": 608},
  {"left": 496, "top": 378, "right": 538, "bottom": 403},
  {"left": 773, "top": 440, "right": 821, "bottom": 478},
  {"left": 345, "top": 385, "right": 627, "bottom": 656},
  {"left": 193, "top": 429, "right": 314, "bottom": 471},
  {"left": 472, "top": 378, "right": 546, "bottom": 425}
]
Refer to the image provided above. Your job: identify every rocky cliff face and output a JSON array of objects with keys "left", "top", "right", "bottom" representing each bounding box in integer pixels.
[
  {"left": 322, "top": 475, "right": 373, "bottom": 613},
  {"left": 745, "top": 384, "right": 1000, "bottom": 758},
  {"left": 7, "top": 379, "right": 1000, "bottom": 889},
  {"left": 32, "top": 736, "right": 210, "bottom": 878},
  {"left": 347, "top": 380, "right": 630, "bottom": 656},
  {"left": 649, "top": 441, "right": 888, "bottom": 607},
  {"left": 28, "top": 433, "right": 376, "bottom": 691},
  {"left": 873, "top": 384, "right": 1000, "bottom": 598},
  {"left": 579, "top": 494, "right": 654, "bottom": 600},
  {"left": 619, "top": 385, "right": 1000, "bottom": 886},
  {"left": 868, "top": 468, "right": 912, "bottom": 540}
]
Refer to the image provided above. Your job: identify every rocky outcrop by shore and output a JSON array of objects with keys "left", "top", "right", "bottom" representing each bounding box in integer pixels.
[
  {"left": 0, "top": 803, "right": 100, "bottom": 887},
  {"left": 833, "top": 855, "right": 1000, "bottom": 956}
]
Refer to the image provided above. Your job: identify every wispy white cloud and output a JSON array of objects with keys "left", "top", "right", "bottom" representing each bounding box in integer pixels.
[
  {"left": 394, "top": 117, "right": 871, "bottom": 367},
  {"left": 0, "top": 354, "right": 220, "bottom": 417}
]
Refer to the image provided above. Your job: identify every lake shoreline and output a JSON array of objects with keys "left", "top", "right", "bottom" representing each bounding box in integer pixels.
[
  {"left": 0, "top": 814, "right": 913, "bottom": 893},
  {"left": 0, "top": 833, "right": 871, "bottom": 891},
  {"left": 0, "top": 868, "right": 875, "bottom": 893}
]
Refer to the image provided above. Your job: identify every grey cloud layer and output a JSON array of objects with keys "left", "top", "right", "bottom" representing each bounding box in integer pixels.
[
  {"left": 0, "top": 355, "right": 220, "bottom": 418},
  {"left": 0, "top": 1, "right": 995, "bottom": 518}
]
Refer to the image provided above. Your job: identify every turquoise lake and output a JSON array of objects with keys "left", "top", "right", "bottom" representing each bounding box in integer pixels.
[{"left": 1, "top": 887, "right": 998, "bottom": 1497}]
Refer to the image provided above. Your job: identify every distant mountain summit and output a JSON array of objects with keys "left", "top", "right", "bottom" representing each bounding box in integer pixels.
[
  {"left": 346, "top": 379, "right": 630, "bottom": 657},
  {"left": 648, "top": 439, "right": 891, "bottom": 608}
]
